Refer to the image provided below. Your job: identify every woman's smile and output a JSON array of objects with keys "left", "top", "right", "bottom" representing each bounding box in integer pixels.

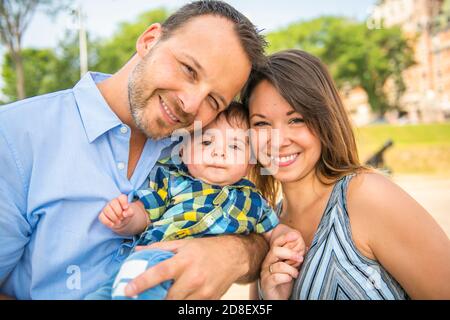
[{"left": 270, "top": 153, "right": 300, "bottom": 167}]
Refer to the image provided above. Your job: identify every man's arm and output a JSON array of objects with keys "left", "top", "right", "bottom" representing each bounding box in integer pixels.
[
  {"left": 235, "top": 233, "right": 269, "bottom": 283},
  {"left": 0, "top": 128, "right": 30, "bottom": 293},
  {"left": 124, "top": 233, "right": 269, "bottom": 299}
]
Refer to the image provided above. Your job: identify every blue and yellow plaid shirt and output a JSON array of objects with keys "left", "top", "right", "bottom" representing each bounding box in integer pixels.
[{"left": 132, "top": 157, "right": 279, "bottom": 245}]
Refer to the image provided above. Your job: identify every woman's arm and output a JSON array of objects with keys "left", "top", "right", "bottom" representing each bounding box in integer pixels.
[{"left": 348, "top": 173, "right": 450, "bottom": 299}]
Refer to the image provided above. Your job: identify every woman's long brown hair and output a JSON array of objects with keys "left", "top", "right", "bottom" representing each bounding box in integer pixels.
[{"left": 241, "top": 49, "right": 368, "bottom": 208}]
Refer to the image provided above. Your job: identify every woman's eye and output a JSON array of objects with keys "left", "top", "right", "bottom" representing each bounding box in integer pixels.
[
  {"left": 289, "top": 118, "right": 304, "bottom": 124},
  {"left": 252, "top": 121, "right": 270, "bottom": 127}
]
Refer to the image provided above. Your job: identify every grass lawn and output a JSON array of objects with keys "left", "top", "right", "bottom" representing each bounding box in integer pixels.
[{"left": 354, "top": 123, "right": 450, "bottom": 176}]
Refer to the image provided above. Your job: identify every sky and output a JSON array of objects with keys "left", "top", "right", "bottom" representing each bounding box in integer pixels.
[
  {"left": 1, "top": 0, "right": 377, "bottom": 97},
  {"left": 22, "top": 0, "right": 377, "bottom": 48}
]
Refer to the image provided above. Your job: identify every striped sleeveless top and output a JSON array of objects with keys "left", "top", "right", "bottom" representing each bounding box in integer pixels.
[{"left": 277, "top": 174, "right": 409, "bottom": 300}]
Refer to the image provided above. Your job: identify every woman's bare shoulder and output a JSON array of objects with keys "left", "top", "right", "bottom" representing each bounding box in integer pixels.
[
  {"left": 345, "top": 171, "right": 423, "bottom": 259},
  {"left": 347, "top": 171, "right": 410, "bottom": 210}
]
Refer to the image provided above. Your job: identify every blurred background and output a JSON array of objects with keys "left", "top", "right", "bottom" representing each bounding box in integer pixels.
[{"left": 0, "top": 0, "right": 449, "bottom": 299}]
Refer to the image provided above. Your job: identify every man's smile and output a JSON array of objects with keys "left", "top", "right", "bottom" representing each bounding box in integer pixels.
[{"left": 159, "top": 95, "right": 181, "bottom": 124}]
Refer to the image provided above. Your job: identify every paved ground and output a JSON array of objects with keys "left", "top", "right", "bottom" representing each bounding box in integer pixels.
[{"left": 221, "top": 174, "right": 450, "bottom": 300}]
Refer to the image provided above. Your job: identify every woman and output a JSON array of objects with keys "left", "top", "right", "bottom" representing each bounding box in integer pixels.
[{"left": 242, "top": 50, "right": 450, "bottom": 300}]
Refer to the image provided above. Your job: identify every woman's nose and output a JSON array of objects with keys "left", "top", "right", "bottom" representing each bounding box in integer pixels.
[{"left": 270, "top": 127, "right": 292, "bottom": 149}]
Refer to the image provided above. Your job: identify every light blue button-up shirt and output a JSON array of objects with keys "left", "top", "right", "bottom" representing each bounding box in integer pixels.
[{"left": 0, "top": 72, "right": 173, "bottom": 299}]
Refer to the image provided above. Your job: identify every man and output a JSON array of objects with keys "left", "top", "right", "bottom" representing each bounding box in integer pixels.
[{"left": 0, "top": 1, "right": 271, "bottom": 299}]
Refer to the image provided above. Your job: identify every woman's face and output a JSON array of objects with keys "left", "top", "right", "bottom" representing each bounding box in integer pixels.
[{"left": 248, "top": 80, "right": 322, "bottom": 183}]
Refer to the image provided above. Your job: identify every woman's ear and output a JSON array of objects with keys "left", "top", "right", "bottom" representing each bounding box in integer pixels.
[{"left": 136, "top": 23, "right": 163, "bottom": 58}]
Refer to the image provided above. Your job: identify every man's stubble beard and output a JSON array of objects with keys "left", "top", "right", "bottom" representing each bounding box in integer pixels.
[
  {"left": 128, "top": 55, "right": 167, "bottom": 139},
  {"left": 128, "top": 52, "right": 195, "bottom": 140}
]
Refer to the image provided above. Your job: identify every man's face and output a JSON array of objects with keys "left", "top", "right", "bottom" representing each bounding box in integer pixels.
[{"left": 128, "top": 15, "right": 252, "bottom": 139}]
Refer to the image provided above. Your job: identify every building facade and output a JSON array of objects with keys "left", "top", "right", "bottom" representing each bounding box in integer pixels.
[{"left": 369, "top": 0, "right": 450, "bottom": 123}]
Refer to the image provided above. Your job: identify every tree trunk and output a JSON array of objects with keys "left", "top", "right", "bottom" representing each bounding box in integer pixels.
[
  {"left": 363, "top": 80, "right": 390, "bottom": 119},
  {"left": 12, "top": 51, "right": 26, "bottom": 100}
]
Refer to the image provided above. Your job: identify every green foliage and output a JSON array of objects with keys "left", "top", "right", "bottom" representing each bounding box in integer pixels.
[
  {"left": 93, "top": 8, "right": 169, "bottom": 74},
  {"left": 2, "top": 48, "right": 59, "bottom": 100},
  {"left": 0, "top": 0, "right": 71, "bottom": 101},
  {"left": 1, "top": 8, "right": 169, "bottom": 102},
  {"left": 1, "top": 30, "right": 99, "bottom": 102},
  {"left": 267, "top": 16, "right": 416, "bottom": 116}
]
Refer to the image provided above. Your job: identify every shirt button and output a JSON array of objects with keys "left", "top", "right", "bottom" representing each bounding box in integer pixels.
[
  {"left": 117, "top": 162, "right": 125, "bottom": 170},
  {"left": 120, "top": 126, "right": 128, "bottom": 134}
]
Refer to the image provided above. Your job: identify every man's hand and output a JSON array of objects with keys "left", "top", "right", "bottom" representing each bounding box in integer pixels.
[{"left": 124, "top": 234, "right": 268, "bottom": 299}]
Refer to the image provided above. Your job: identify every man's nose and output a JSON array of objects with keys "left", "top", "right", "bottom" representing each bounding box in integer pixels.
[{"left": 179, "top": 86, "right": 208, "bottom": 115}]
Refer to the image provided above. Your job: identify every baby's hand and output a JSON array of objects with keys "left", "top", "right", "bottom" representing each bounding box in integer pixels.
[
  {"left": 269, "top": 224, "right": 306, "bottom": 268},
  {"left": 99, "top": 194, "right": 136, "bottom": 231},
  {"left": 282, "top": 231, "right": 306, "bottom": 268}
]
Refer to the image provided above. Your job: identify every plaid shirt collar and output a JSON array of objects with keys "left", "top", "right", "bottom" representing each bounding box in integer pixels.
[{"left": 157, "top": 156, "right": 257, "bottom": 189}]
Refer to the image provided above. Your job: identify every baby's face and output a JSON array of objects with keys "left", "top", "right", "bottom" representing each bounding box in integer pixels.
[{"left": 182, "top": 116, "right": 251, "bottom": 186}]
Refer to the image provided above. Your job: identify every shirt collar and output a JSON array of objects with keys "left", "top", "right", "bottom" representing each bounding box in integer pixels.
[
  {"left": 158, "top": 155, "right": 257, "bottom": 189},
  {"left": 73, "top": 72, "right": 123, "bottom": 143}
]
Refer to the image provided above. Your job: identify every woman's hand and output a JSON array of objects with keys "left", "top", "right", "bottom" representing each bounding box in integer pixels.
[{"left": 260, "top": 232, "right": 304, "bottom": 300}]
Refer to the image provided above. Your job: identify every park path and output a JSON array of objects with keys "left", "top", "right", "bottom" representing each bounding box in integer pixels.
[{"left": 221, "top": 174, "right": 450, "bottom": 300}]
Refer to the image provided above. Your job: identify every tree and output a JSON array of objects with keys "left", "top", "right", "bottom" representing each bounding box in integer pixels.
[
  {"left": 2, "top": 47, "right": 59, "bottom": 99},
  {"left": 267, "top": 16, "right": 415, "bottom": 116},
  {"left": 1, "top": 30, "right": 99, "bottom": 102},
  {"left": 93, "top": 8, "right": 168, "bottom": 74},
  {"left": 0, "top": 0, "right": 67, "bottom": 100},
  {"left": 0, "top": 7, "right": 169, "bottom": 102}
]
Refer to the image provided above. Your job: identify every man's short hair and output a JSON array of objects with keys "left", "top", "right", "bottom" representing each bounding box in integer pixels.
[{"left": 161, "top": 0, "right": 267, "bottom": 71}]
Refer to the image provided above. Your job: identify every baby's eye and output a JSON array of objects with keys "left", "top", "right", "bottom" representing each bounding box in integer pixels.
[
  {"left": 229, "top": 144, "right": 242, "bottom": 151},
  {"left": 202, "top": 140, "right": 212, "bottom": 146}
]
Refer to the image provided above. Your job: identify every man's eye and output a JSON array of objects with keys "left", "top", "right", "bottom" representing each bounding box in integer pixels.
[
  {"left": 183, "top": 64, "right": 196, "bottom": 79},
  {"left": 209, "top": 96, "right": 220, "bottom": 111},
  {"left": 289, "top": 118, "right": 304, "bottom": 124}
]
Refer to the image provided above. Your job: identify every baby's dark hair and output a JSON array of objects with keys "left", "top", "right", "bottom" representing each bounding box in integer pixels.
[{"left": 215, "top": 101, "right": 249, "bottom": 129}]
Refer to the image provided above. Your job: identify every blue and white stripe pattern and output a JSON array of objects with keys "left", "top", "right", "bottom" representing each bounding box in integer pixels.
[
  {"left": 85, "top": 249, "right": 174, "bottom": 300},
  {"left": 289, "top": 175, "right": 409, "bottom": 300}
]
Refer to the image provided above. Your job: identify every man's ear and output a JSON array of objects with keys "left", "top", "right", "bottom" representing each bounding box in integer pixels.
[{"left": 136, "top": 23, "right": 163, "bottom": 58}]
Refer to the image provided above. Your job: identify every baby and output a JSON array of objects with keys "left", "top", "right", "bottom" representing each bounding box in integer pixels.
[{"left": 86, "top": 102, "right": 305, "bottom": 300}]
